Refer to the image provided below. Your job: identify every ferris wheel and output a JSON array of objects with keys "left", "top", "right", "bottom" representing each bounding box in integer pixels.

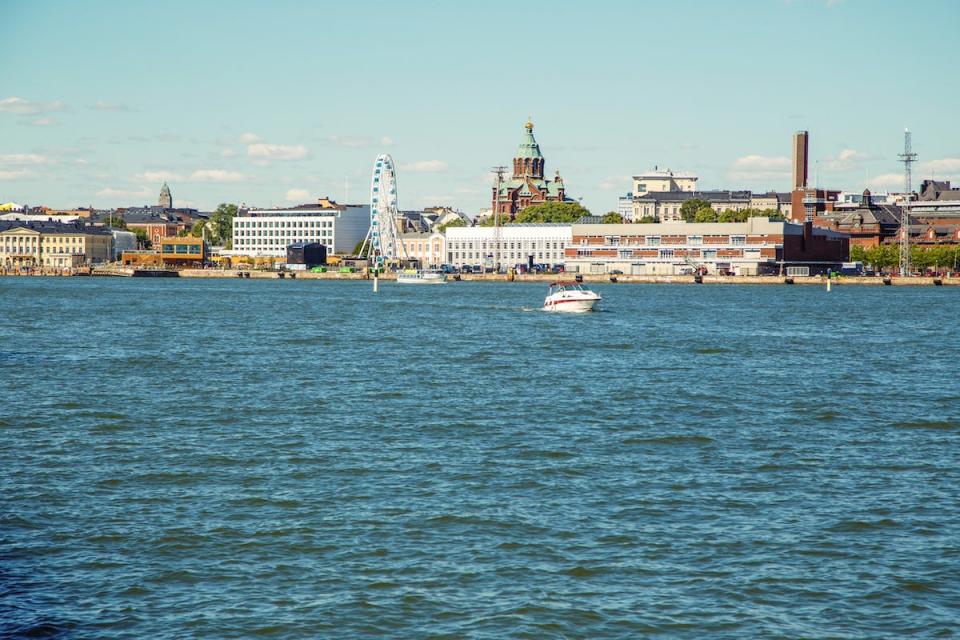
[{"left": 361, "top": 153, "right": 406, "bottom": 266}]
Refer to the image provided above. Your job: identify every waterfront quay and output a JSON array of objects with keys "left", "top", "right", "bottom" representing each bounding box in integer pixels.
[{"left": 4, "top": 267, "right": 957, "bottom": 286}]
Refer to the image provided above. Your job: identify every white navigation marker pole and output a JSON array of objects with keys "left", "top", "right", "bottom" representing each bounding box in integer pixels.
[{"left": 373, "top": 271, "right": 379, "bottom": 292}]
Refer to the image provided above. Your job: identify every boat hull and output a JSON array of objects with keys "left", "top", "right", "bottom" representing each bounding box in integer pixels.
[
  {"left": 397, "top": 273, "right": 447, "bottom": 284},
  {"left": 542, "top": 296, "right": 599, "bottom": 313}
]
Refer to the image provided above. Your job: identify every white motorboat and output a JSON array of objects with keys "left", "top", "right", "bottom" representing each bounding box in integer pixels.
[
  {"left": 397, "top": 269, "right": 447, "bottom": 284},
  {"left": 542, "top": 281, "right": 601, "bottom": 312}
]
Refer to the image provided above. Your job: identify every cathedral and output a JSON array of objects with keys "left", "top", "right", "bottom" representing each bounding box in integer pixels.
[{"left": 492, "top": 119, "right": 572, "bottom": 219}]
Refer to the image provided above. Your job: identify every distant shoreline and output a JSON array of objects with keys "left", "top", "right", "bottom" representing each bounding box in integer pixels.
[{"left": 2, "top": 269, "right": 958, "bottom": 286}]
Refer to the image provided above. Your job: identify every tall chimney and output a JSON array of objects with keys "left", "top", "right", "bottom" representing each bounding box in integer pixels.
[{"left": 793, "top": 131, "right": 809, "bottom": 191}]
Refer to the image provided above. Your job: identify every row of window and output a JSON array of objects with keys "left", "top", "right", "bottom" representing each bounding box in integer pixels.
[
  {"left": 578, "top": 248, "right": 764, "bottom": 259},
  {"left": 235, "top": 239, "right": 333, "bottom": 246},
  {"left": 587, "top": 235, "right": 749, "bottom": 247},
  {"left": 235, "top": 219, "right": 334, "bottom": 229},
  {"left": 448, "top": 241, "right": 566, "bottom": 251},
  {"left": 235, "top": 230, "right": 332, "bottom": 237},
  {"left": 450, "top": 251, "right": 561, "bottom": 261}
]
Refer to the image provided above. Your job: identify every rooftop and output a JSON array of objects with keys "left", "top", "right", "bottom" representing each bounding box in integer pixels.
[{"left": 0, "top": 220, "right": 112, "bottom": 235}]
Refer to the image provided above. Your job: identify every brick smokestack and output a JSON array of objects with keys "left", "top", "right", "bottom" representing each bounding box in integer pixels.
[{"left": 792, "top": 131, "right": 809, "bottom": 191}]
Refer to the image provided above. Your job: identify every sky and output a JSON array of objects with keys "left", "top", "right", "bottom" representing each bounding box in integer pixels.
[{"left": 1, "top": 0, "right": 959, "bottom": 214}]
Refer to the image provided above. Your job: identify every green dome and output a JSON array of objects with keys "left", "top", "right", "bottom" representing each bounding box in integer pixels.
[{"left": 515, "top": 120, "right": 543, "bottom": 159}]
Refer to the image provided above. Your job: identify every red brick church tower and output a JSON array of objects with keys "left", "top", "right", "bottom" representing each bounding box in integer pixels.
[{"left": 493, "top": 119, "right": 570, "bottom": 219}]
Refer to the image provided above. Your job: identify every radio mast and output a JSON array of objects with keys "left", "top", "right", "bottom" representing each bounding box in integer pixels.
[
  {"left": 491, "top": 166, "right": 507, "bottom": 272},
  {"left": 897, "top": 129, "right": 917, "bottom": 277}
]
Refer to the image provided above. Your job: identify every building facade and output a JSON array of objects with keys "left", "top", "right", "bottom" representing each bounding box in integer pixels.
[
  {"left": 159, "top": 236, "right": 205, "bottom": 265},
  {"left": 492, "top": 120, "right": 570, "bottom": 219},
  {"left": 230, "top": 204, "right": 369, "bottom": 257},
  {"left": 632, "top": 190, "right": 792, "bottom": 222},
  {"left": 618, "top": 193, "right": 633, "bottom": 220},
  {"left": 0, "top": 220, "right": 112, "bottom": 268},
  {"left": 564, "top": 218, "right": 848, "bottom": 276},
  {"left": 632, "top": 168, "right": 698, "bottom": 198},
  {"left": 445, "top": 224, "right": 571, "bottom": 269},
  {"left": 398, "top": 231, "right": 445, "bottom": 267}
]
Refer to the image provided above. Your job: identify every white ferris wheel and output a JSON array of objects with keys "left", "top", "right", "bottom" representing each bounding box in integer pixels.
[{"left": 360, "top": 153, "right": 407, "bottom": 267}]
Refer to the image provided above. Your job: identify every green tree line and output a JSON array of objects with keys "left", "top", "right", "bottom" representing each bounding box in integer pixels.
[
  {"left": 679, "top": 198, "right": 784, "bottom": 223},
  {"left": 850, "top": 244, "right": 960, "bottom": 272}
]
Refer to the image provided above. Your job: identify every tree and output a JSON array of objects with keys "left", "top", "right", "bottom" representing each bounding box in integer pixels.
[
  {"left": 438, "top": 218, "right": 466, "bottom": 233},
  {"left": 680, "top": 198, "right": 712, "bottom": 222},
  {"left": 207, "top": 203, "right": 238, "bottom": 248},
  {"left": 513, "top": 201, "right": 591, "bottom": 224},
  {"left": 132, "top": 228, "right": 150, "bottom": 249},
  {"left": 190, "top": 220, "right": 206, "bottom": 238},
  {"left": 104, "top": 213, "right": 127, "bottom": 229},
  {"left": 864, "top": 244, "right": 899, "bottom": 272},
  {"left": 693, "top": 207, "right": 718, "bottom": 223},
  {"left": 849, "top": 245, "right": 868, "bottom": 263},
  {"left": 717, "top": 208, "right": 740, "bottom": 223},
  {"left": 176, "top": 227, "right": 190, "bottom": 237},
  {"left": 637, "top": 216, "right": 656, "bottom": 224},
  {"left": 601, "top": 211, "right": 623, "bottom": 224}
]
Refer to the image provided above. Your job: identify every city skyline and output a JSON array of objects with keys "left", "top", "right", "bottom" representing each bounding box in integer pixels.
[{"left": 2, "top": 0, "right": 959, "bottom": 213}]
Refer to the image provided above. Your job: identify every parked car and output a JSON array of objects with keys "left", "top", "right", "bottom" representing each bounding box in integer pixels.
[
  {"left": 552, "top": 265, "right": 565, "bottom": 274},
  {"left": 461, "top": 265, "right": 473, "bottom": 273},
  {"left": 611, "top": 269, "right": 624, "bottom": 275}
]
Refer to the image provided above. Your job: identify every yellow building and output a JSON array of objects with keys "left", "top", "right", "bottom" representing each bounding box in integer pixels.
[
  {"left": 158, "top": 236, "right": 205, "bottom": 265},
  {"left": 0, "top": 220, "right": 112, "bottom": 268}
]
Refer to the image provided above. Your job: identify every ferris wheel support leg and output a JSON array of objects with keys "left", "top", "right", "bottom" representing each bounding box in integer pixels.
[{"left": 357, "top": 228, "right": 371, "bottom": 258}]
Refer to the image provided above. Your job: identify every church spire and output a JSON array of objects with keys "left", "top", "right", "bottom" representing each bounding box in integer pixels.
[{"left": 159, "top": 182, "right": 172, "bottom": 209}]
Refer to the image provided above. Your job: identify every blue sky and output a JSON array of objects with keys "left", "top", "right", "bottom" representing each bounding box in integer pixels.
[{"left": 1, "top": 0, "right": 958, "bottom": 213}]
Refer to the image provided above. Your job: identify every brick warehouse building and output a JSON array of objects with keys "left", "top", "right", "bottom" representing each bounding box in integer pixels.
[
  {"left": 492, "top": 120, "right": 573, "bottom": 219},
  {"left": 564, "top": 218, "right": 849, "bottom": 276}
]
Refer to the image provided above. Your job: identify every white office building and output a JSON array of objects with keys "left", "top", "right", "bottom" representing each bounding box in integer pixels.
[
  {"left": 230, "top": 204, "right": 370, "bottom": 257},
  {"left": 618, "top": 193, "right": 633, "bottom": 221},
  {"left": 445, "top": 224, "right": 571, "bottom": 268}
]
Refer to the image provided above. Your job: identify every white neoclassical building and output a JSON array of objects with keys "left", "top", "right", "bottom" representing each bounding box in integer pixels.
[{"left": 445, "top": 224, "right": 571, "bottom": 268}]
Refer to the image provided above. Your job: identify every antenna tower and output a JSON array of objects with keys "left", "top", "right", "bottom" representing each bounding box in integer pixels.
[
  {"left": 491, "top": 166, "right": 507, "bottom": 273},
  {"left": 897, "top": 129, "right": 917, "bottom": 277}
]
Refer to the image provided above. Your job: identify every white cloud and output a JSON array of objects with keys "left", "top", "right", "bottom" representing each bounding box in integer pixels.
[
  {"left": 598, "top": 175, "right": 631, "bottom": 190},
  {"left": 285, "top": 188, "right": 310, "bottom": 202},
  {"left": 95, "top": 186, "right": 153, "bottom": 199},
  {"left": 220, "top": 148, "right": 237, "bottom": 157},
  {"left": 90, "top": 101, "right": 133, "bottom": 112},
  {"left": 0, "top": 170, "right": 31, "bottom": 180},
  {"left": 920, "top": 158, "right": 960, "bottom": 175},
  {"left": 135, "top": 171, "right": 183, "bottom": 182},
  {"left": 867, "top": 173, "right": 905, "bottom": 189},
  {"left": 190, "top": 169, "right": 245, "bottom": 182},
  {"left": 0, "top": 154, "right": 48, "bottom": 166},
  {"left": 824, "top": 148, "right": 868, "bottom": 171},
  {"left": 239, "top": 133, "right": 259, "bottom": 143},
  {"left": 247, "top": 143, "right": 308, "bottom": 161},
  {"left": 380, "top": 137, "right": 394, "bottom": 146},
  {"left": 30, "top": 117, "right": 55, "bottom": 126},
  {"left": 0, "top": 97, "right": 64, "bottom": 115},
  {"left": 728, "top": 155, "right": 791, "bottom": 181},
  {"left": 401, "top": 160, "right": 448, "bottom": 173}
]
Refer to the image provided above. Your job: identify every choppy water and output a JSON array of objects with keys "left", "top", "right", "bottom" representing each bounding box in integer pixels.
[{"left": 1, "top": 277, "right": 959, "bottom": 638}]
